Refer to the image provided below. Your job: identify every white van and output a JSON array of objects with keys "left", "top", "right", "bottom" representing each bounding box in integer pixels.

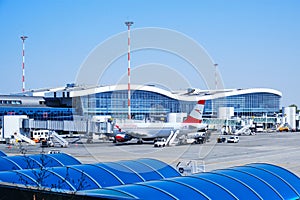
[
  {"left": 32, "top": 130, "right": 50, "bottom": 142},
  {"left": 256, "top": 124, "right": 264, "bottom": 132}
]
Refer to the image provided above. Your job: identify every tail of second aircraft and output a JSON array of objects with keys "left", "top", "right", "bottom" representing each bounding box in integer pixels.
[{"left": 183, "top": 100, "right": 205, "bottom": 123}]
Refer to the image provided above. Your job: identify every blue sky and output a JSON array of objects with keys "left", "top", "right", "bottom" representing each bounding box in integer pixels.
[{"left": 0, "top": 0, "right": 299, "bottom": 107}]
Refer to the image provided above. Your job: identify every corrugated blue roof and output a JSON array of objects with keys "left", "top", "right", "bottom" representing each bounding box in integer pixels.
[
  {"left": 136, "top": 158, "right": 180, "bottom": 178},
  {"left": 4, "top": 156, "right": 41, "bottom": 169},
  {"left": 137, "top": 180, "right": 208, "bottom": 200},
  {"left": 79, "top": 188, "right": 136, "bottom": 199},
  {"left": 246, "top": 163, "right": 300, "bottom": 195},
  {"left": 193, "top": 172, "right": 261, "bottom": 199},
  {"left": 110, "top": 184, "right": 175, "bottom": 200},
  {"left": 1, "top": 155, "right": 299, "bottom": 200},
  {"left": 21, "top": 168, "right": 75, "bottom": 191},
  {"left": 72, "top": 164, "right": 124, "bottom": 187},
  {"left": 0, "top": 157, "right": 22, "bottom": 171},
  {"left": 0, "top": 171, "right": 39, "bottom": 186},
  {"left": 46, "top": 153, "right": 81, "bottom": 166},
  {"left": 0, "top": 151, "right": 7, "bottom": 156},
  {"left": 0, "top": 158, "right": 180, "bottom": 192},
  {"left": 215, "top": 169, "right": 282, "bottom": 199},
  {"left": 78, "top": 163, "right": 300, "bottom": 200},
  {"left": 96, "top": 162, "right": 145, "bottom": 184},
  {"left": 116, "top": 160, "right": 164, "bottom": 181},
  {"left": 229, "top": 165, "right": 300, "bottom": 199},
  {"left": 0, "top": 153, "right": 81, "bottom": 171}
]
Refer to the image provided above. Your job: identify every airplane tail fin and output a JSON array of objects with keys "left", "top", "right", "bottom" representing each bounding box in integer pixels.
[
  {"left": 115, "top": 124, "right": 122, "bottom": 132},
  {"left": 183, "top": 100, "right": 205, "bottom": 123}
]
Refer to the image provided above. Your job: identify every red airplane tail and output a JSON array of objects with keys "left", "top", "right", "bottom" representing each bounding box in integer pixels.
[{"left": 183, "top": 100, "right": 205, "bottom": 123}]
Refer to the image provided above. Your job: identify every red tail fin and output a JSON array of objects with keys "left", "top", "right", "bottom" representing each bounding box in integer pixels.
[
  {"left": 115, "top": 125, "right": 122, "bottom": 132},
  {"left": 183, "top": 100, "right": 205, "bottom": 123}
]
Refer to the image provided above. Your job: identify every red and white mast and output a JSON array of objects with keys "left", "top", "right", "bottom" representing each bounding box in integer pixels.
[
  {"left": 20, "top": 35, "right": 28, "bottom": 93},
  {"left": 125, "top": 21, "right": 133, "bottom": 119}
]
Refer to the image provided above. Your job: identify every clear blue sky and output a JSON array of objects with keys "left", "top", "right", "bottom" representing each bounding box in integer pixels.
[{"left": 0, "top": 0, "right": 299, "bottom": 107}]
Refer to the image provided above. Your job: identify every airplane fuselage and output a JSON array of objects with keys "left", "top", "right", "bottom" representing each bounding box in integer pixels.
[
  {"left": 115, "top": 99, "right": 206, "bottom": 143},
  {"left": 116, "top": 122, "right": 207, "bottom": 140}
]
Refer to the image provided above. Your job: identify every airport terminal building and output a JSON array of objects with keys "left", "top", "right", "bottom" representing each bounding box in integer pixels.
[
  {"left": 27, "top": 84, "right": 282, "bottom": 120},
  {"left": 0, "top": 84, "right": 282, "bottom": 142}
]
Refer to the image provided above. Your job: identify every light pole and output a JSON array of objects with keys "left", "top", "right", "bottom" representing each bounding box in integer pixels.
[
  {"left": 20, "top": 35, "right": 28, "bottom": 93},
  {"left": 125, "top": 21, "right": 133, "bottom": 120}
]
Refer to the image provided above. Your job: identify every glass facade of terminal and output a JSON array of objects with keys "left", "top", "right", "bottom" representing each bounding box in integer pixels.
[
  {"left": 0, "top": 107, "right": 73, "bottom": 120},
  {"left": 0, "top": 95, "right": 74, "bottom": 121},
  {"left": 208, "top": 92, "right": 281, "bottom": 117},
  {"left": 78, "top": 90, "right": 281, "bottom": 119},
  {"left": 78, "top": 90, "right": 192, "bottom": 120},
  {"left": 1, "top": 89, "right": 279, "bottom": 121}
]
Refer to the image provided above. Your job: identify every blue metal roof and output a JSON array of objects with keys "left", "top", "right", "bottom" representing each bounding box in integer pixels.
[
  {"left": 79, "top": 188, "right": 136, "bottom": 199},
  {"left": 137, "top": 180, "right": 208, "bottom": 200},
  {"left": 115, "top": 160, "right": 164, "bottom": 181},
  {"left": 95, "top": 158, "right": 179, "bottom": 185},
  {"left": 246, "top": 163, "right": 300, "bottom": 195},
  {"left": 110, "top": 184, "right": 175, "bottom": 199},
  {"left": 46, "top": 153, "right": 81, "bottom": 166},
  {"left": 227, "top": 164, "right": 300, "bottom": 199},
  {"left": 0, "top": 158, "right": 180, "bottom": 192},
  {"left": 0, "top": 151, "right": 7, "bottom": 156},
  {"left": 1, "top": 154, "right": 299, "bottom": 200},
  {"left": 96, "top": 162, "right": 145, "bottom": 184},
  {"left": 0, "top": 153, "right": 81, "bottom": 171},
  {"left": 0, "top": 157, "right": 22, "bottom": 171},
  {"left": 135, "top": 158, "right": 180, "bottom": 178},
  {"left": 192, "top": 172, "right": 261, "bottom": 199},
  {"left": 78, "top": 163, "right": 300, "bottom": 200},
  {"left": 173, "top": 176, "right": 235, "bottom": 199},
  {"left": 71, "top": 164, "right": 124, "bottom": 187},
  {"left": 0, "top": 171, "right": 39, "bottom": 187},
  {"left": 7, "top": 156, "right": 41, "bottom": 169},
  {"left": 215, "top": 168, "right": 282, "bottom": 199}
]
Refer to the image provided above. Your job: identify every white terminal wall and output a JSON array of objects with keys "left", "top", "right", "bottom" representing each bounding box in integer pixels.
[
  {"left": 283, "top": 107, "right": 296, "bottom": 130},
  {"left": 218, "top": 107, "right": 234, "bottom": 119},
  {"left": 168, "top": 113, "right": 187, "bottom": 123}
]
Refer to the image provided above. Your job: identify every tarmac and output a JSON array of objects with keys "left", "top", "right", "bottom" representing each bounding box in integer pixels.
[{"left": 1, "top": 131, "right": 300, "bottom": 176}]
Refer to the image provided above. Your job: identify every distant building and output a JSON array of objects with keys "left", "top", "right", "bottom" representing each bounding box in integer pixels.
[{"left": 0, "top": 95, "right": 73, "bottom": 121}]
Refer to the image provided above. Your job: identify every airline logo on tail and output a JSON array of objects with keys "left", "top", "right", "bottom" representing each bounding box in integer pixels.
[{"left": 183, "top": 100, "right": 205, "bottom": 123}]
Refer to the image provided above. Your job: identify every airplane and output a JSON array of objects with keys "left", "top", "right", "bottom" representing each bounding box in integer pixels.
[{"left": 114, "top": 100, "right": 207, "bottom": 143}]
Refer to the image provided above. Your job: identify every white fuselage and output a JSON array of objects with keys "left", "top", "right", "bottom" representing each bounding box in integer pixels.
[{"left": 118, "top": 122, "right": 207, "bottom": 139}]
